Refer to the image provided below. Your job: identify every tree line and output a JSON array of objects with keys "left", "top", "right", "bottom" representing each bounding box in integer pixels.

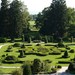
[
  {"left": 35, "top": 0, "right": 75, "bottom": 42},
  {"left": 0, "top": 0, "right": 30, "bottom": 41}
]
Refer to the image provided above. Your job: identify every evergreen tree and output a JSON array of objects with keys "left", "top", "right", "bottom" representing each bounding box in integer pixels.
[
  {"left": 9, "top": 0, "right": 30, "bottom": 41},
  {"left": 39, "top": 0, "right": 67, "bottom": 39},
  {"left": 0, "top": 0, "right": 9, "bottom": 37}
]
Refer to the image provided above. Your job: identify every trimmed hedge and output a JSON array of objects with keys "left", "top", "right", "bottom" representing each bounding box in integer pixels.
[{"left": 58, "top": 61, "right": 70, "bottom": 64}]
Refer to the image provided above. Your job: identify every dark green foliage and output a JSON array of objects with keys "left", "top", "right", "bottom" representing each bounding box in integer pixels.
[
  {"left": 65, "top": 45, "right": 70, "bottom": 50},
  {"left": 37, "top": 0, "right": 67, "bottom": 39},
  {"left": 9, "top": 0, "right": 30, "bottom": 40},
  {"left": 0, "top": 37, "right": 7, "bottom": 43},
  {"left": 6, "top": 49, "right": 12, "bottom": 52},
  {"left": 18, "top": 50, "right": 25, "bottom": 58},
  {"left": 69, "top": 49, "right": 74, "bottom": 53},
  {"left": 57, "top": 42, "right": 64, "bottom": 47},
  {"left": 68, "top": 62, "right": 75, "bottom": 72},
  {"left": 13, "top": 43, "right": 21, "bottom": 47},
  {"left": 57, "top": 65, "right": 62, "bottom": 68},
  {"left": 3, "top": 55, "right": 18, "bottom": 63},
  {"left": 2, "top": 55, "right": 5, "bottom": 57},
  {"left": 22, "top": 64, "right": 32, "bottom": 75},
  {"left": 0, "top": 0, "right": 9, "bottom": 37},
  {"left": 32, "top": 59, "right": 42, "bottom": 74},
  {"left": 62, "top": 51, "right": 69, "bottom": 58}
]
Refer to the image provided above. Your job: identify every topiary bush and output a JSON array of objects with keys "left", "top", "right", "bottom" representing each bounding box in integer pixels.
[
  {"left": 62, "top": 51, "right": 69, "bottom": 58},
  {"left": 2, "top": 55, "right": 18, "bottom": 63},
  {"left": 65, "top": 45, "right": 70, "bottom": 50},
  {"left": 13, "top": 43, "right": 21, "bottom": 47},
  {"left": 57, "top": 42, "right": 64, "bottom": 47},
  {"left": 69, "top": 49, "right": 75, "bottom": 53},
  {"left": 18, "top": 50, "right": 25, "bottom": 58},
  {"left": 57, "top": 65, "right": 62, "bottom": 68}
]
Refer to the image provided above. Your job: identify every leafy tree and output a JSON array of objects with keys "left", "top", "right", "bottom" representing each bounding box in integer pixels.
[
  {"left": 0, "top": 0, "right": 9, "bottom": 37},
  {"left": 39, "top": 0, "right": 67, "bottom": 40},
  {"left": 9, "top": 0, "right": 30, "bottom": 41},
  {"left": 67, "top": 8, "right": 75, "bottom": 37}
]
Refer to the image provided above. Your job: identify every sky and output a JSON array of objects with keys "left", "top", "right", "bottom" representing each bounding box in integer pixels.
[
  {"left": 20, "top": 0, "right": 75, "bottom": 14},
  {"left": 1, "top": 0, "right": 75, "bottom": 14}
]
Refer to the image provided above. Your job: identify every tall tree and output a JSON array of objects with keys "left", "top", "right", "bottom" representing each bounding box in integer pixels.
[
  {"left": 67, "top": 8, "right": 75, "bottom": 37},
  {"left": 0, "top": 0, "right": 9, "bottom": 37},
  {"left": 39, "top": 0, "right": 67, "bottom": 40},
  {"left": 9, "top": 0, "right": 30, "bottom": 41}
]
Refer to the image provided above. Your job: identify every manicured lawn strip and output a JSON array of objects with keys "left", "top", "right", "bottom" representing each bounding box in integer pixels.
[{"left": 0, "top": 68, "right": 20, "bottom": 74}]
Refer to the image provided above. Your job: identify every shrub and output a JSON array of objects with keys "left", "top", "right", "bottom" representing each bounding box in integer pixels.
[
  {"left": 62, "top": 51, "right": 69, "bottom": 58},
  {"left": 18, "top": 50, "right": 25, "bottom": 58},
  {"left": 65, "top": 46, "right": 70, "bottom": 50},
  {"left": 2, "top": 55, "right": 18, "bottom": 63},
  {"left": 21, "top": 44, "right": 25, "bottom": 48},
  {"left": 57, "top": 65, "right": 62, "bottom": 68},
  {"left": 57, "top": 42, "right": 64, "bottom": 47},
  {"left": 69, "top": 49, "right": 75, "bottom": 53},
  {"left": 13, "top": 43, "right": 21, "bottom": 47},
  {"left": 68, "top": 62, "right": 75, "bottom": 72},
  {"left": 0, "top": 37, "right": 7, "bottom": 43},
  {"left": 2, "top": 55, "right": 5, "bottom": 57}
]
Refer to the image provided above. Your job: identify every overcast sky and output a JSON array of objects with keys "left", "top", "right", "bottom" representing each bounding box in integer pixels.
[
  {"left": 21, "top": 0, "right": 75, "bottom": 14},
  {"left": 1, "top": 0, "right": 75, "bottom": 14}
]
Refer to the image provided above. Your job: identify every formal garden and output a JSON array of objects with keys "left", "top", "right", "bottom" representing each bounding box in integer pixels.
[
  {"left": 0, "top": 37, "right": 75, "bottom": 74},
  {"left": 0, "top": 0, "right": 75, "bottom": 74}
]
